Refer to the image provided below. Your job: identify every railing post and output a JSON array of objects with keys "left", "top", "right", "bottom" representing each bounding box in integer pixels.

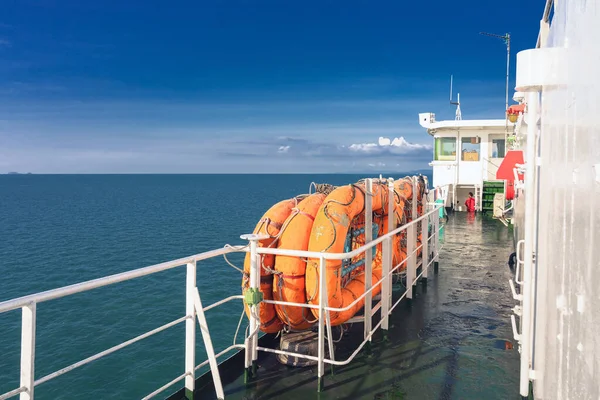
[
  {"left": 20, "top": 303, "right": 36, "bottom": 400},
  {"left": 422, "top": 205, "right": 429, "bottom": 283},
  {"left": 364, "top": 178, "right": 373, "bottom": 342},
  {"left": 251, "top": 249, "right": 260, "bottom": 371},
  {"left": 381, "top": 178, "right": 395, "bottom": 335},
  {"left": 381, "top": 237, "right": 392, "bottom": 333},
  {"left": 317, "top": 256, "right": 326, "bottom": 392},
  {"left": 388, "top": 179, "right": 395, "bottom": 307},
  {"left": 240, "top": 234, "right": 265, "bottom": 381},
  {"left": 413, "top": 177, "right": 418, "bottom": 285},
  {"left": 185, "top": 261, "right": 196, "bottom": 400},
  {"left": 322, "top": 269, "right": 335, "bottom": 373},
  {"left": 407, "top": 178, "right": 417, "bottom": 300},
  {"left": 406, "top": 225, "right": 415, "bottom": 300},
  {"left": 434, "top": 201, "right": 440, "bottom": 273}
]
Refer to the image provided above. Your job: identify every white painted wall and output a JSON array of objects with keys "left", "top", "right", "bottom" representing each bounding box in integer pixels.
[
  {"left": 431, "top": 163, "right": 456, "bottom": 188},
  {"left": 430, "top": 128, "right": 506, "bottom": 187}
]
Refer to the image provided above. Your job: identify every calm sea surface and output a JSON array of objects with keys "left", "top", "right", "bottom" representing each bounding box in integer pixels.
[{"left": 0, "top": 173, "right": 431, "bottom": 399}]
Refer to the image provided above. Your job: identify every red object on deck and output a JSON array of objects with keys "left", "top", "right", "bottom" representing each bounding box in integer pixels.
[{"left": 497, "top": 150, "right": 525, "bottom": 201}]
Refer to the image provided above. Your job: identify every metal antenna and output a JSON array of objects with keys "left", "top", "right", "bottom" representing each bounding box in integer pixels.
[
  {"left": 449, "top": 75, "right": 462, "bottom": 120},
  {"left": 479, "top": 31, "right": 511, "bottom": 113}
]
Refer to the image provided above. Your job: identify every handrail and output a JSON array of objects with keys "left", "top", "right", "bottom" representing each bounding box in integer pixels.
[
  {"left": 257, "top": 209, "right": 434, "bottom": 260},
  {"left": 0, "top": 247, "right": 240, "bottom": 314},
  {"left": 35, "top": 316, "right": 189, "bottom": 386},
  {"left": 0, "top": 388, "right": 25, "bottom": 400},
  {"left": 260, "top": 232, "right": 434, "bottom": 315}
]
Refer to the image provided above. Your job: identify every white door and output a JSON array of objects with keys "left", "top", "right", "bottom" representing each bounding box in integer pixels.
[{"left": 458, "top": 135, "right": 482, "bottom": 184}]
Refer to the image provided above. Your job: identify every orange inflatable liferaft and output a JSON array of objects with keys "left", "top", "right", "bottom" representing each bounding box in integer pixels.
[
  {"left": 305, "top": 181, "right": 390, "bottom": 325},
  {"left": 242, "top": 197, "right": 300, "bottom": 333},
  {"left": 393, "top": 177, "right": 427, "bottom": 259},
  {"left": 273, "top": 193, "right": 326, "bottom": 330},
  {"left": 381, "top": 216, "right": 406, "bottom": 271},
  {"left": 242, "top": 175, "right": 428, "bottom": 332}
]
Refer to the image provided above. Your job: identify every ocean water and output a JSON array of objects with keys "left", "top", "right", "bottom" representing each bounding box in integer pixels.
[{"left": 0, "top": 173, "right": 431, "bottom": 400}]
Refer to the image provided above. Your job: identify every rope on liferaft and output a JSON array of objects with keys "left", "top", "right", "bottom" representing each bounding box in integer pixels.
[
  {"left": 321, "top": 184, "right": 361, "bottom": 253},
  {"left": 309, "top": 182, "right": 337, "bottom": 196},
  {"left": 312, "top": 179, "right": 388, "bottom": 300},
  {"left": 312, "top": 182, "right": 372, "bottom": 301},
  {"left": 276, "top": 272, "right": 319, "bottom": 328},
  {"left": 255, "top": 195, "right": 308, "bottom": 276},
  {"left": 274, "top": 191, "right": 330, "bottom": 329}
]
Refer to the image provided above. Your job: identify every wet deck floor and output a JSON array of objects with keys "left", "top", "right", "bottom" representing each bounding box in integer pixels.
[{"left": 175, "top": 212, "right": 520, "bottom": 399}]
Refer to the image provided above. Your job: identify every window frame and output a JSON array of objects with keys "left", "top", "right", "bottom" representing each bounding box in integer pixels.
[
  {"left": 460, "top": 137, "right": 480, "bottom": 162},
  {"left": 434, "top": 137, "right": 457, "bottom": 161},
  {"left": 489, "top": 134, "right": 507, "bottom": 158}
]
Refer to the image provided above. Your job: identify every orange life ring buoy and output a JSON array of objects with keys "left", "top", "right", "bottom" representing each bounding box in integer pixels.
[{"left": 273, "top": 193, "right": 326, "bottom": 330}]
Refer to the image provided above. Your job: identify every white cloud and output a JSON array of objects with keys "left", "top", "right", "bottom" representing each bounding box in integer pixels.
[
  {"left": 346, "top": 136, "right": 432, "bottom": 155},
  {"left": 349, "top": 142, "right": 378, "bottom": 152},
  {"left": 221, "top": 135, "right": 432, "bottom": 165},
  {"left": 378, "top": 137, "right": 392, "bottom": 146}
]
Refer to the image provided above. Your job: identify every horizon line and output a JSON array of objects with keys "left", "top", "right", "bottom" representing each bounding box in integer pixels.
[{"left": 3, "top": 170, "right": 433, "bottom": 176}]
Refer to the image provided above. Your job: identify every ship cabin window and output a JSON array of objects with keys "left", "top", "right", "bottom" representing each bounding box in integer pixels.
[
  {"left": 461, "top": 137, "right": 480, "bottom": 162},
  {"left": 434, "top": 137, "right": 456, "bottom": 161},
  {"left": 489, "top": 134, "right": 506, "bottom": 158}
]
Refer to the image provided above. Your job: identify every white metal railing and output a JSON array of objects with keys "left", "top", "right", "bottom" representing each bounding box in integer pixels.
[
  {"left": 247, "top": 178, "right": 444, "bottom": 390},
  {"left": 0, "top": 177, "right": 445, "bottom": 400},
  {"left": 0, "top": 247, "right": 240, "bottom": 400}
]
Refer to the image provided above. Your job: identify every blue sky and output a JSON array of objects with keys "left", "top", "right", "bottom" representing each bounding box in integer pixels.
[{"left": 1, "top": 1, "right": 542, "bottom": 173}]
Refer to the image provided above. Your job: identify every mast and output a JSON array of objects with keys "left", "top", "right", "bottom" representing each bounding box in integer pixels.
[
  {"left": 479, "top": 31, "right": 511, "bottom": 113},
  {"left": 449, "top": 75, "right": 462, "bottom": 120}
]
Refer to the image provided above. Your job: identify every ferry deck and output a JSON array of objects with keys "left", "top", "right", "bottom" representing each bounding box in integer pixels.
[{"left": 167, "top": 212, "right": 520, "bottom": 400}]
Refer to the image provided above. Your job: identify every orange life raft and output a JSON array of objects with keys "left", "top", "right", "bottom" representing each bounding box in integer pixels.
[
  {"left": 272, "top": 193, "right": 326, "bottom": 331},
  {"left": 242, "top": 197, "right": 301, "bottom": 333},
  {"left": 305, "top": 181, "right": 390, "bottom": 325},
  {"left": 242, "top": 176, "right": 428, "bottom": 332},
  {"left": 392, "top": 178, "right": 426, "bottom": 262}
]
